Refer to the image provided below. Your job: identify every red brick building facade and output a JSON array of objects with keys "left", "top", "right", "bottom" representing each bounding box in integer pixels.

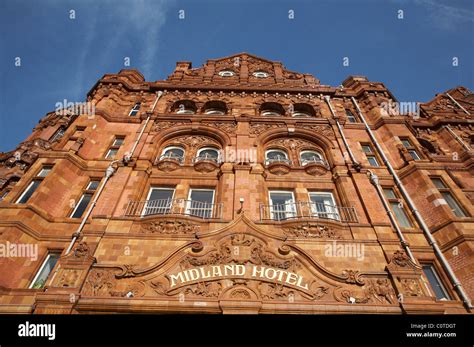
[{"left": 0, "top": 53, "right": 472, "bottom": 314}]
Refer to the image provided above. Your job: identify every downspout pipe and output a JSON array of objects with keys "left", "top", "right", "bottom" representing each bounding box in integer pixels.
[
  {"left": 444, "top": 125, "right": 471, "bottom": 152},
  {"left": 445, "top": 93, "right": 470, "bottom": 115},
  {"left": 324, "top": 96, "right": 361, "bottom": 170},
  {"left": 352, "top": 96, "right": 473, "bottom": 310},
  {"left": 367, "top": 169, "right": 416, "bottom": 263},
  {"left": 125, "top": 91, "right": 163, "bottom": 162},
  {"left": 65, "top": 161, "right": 119, "bottom": 254}
]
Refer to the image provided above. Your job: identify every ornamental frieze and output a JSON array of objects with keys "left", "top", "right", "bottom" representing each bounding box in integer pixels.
[{"left": 141, "top": 220, "right": 199, "bottom": 234}]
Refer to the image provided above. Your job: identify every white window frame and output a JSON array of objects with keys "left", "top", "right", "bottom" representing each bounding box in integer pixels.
[
  {"left": 16, "top": 181, "right": 38, "bottom": 204},
  {"left": 70, "top": 193, "right": 91, "bottom": 218},
  {"left": 268, "top": 190, "right": 296, "bottom": 220},
  {"left": 253, "top": 71, "right": 269, "bottom": 78},
  {"left": 308, "top": 192, "right": 340, "bottom": 221},
  {"left": 161, "top": 146, "right": 185, "bottom": 159},
  {"left": 28, "top": 253, "right": 60, "bottom": 289},
  {"left": 143, "top": 187, "right": 176, "bottom": 216},
  {"left": 292, "top": 111, "right": 311, "bottom": 117},
  {"left": 422, "top": 264, "right": 451, "bottom": 300},
  {"left": 196, "top": 147, "right": 220, "bottom": 161},
  {"left": 300, "top": 150, "right": 323, "bottom": 166},
  {"left": 262, "top": 110, "right": 282, "bottom": 117},
  {"left": 265, "top": 149, "right": 288, "bottom": 165},
  {"left": 186, "top": 188, "right": 215, "bottom": 218},
  {"left": 105, "top": 148, "right": 118, "bottom": 160},
  {"left": 204, "top": 109, "right": 225, "bottom": 115},
  {"left": 218, "top": 70, "right": 235, "bottom": 77},
  {"left": 128, "top": 103, "right": 141, "bottom": 116}
]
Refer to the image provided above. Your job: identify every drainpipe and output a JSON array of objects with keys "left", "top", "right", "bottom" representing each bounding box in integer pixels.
[
  {"left": 125, "top": 91, "right": 163, "bottom": 162},
  {"left": 445, "top": 93, "right": 470, "bottom": 115},
  {"left": 367, "top": 170, "right": 416, "bottom": 263},
  {"left": 324, "top": 96, "right": 361, "bottom": 170},
  {"left": 65, "top": 91, "right": 163, "bottom": 254},
  {"left": 352, "top": 96, "right": 473, "bottom": 310},
  {"left": 444, "top": 125, "right": 471, "bottom": 152},
  {"left": 65, "top": 160, "right": 119, "bottom": 254}
]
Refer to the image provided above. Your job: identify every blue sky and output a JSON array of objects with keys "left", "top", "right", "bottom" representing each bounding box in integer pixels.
[{"left": 0, "top": 0, "right": 473, "bottom": 152}]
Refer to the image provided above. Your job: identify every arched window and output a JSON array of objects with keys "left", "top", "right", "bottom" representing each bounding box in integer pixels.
[
  {"left": 252, "top": 71, "right": 269, "bottom": 78},
  {"left": 161, "top": 146, "right": 185, "bottom": 163},
  {"left": 265, "top": 149, "right": 290, "bottom": 165},
  {"left": 260, "top": 102, "right": 285, "bottom": 117},
  {"left": 172, "top": 100, "right": 197, "bottom": 114},
  {"left": 203, "top": 101, "right": 227, "bottom": 115},
  {"left": 218, "top": 70, "right": 235, "bottom": 77},
  {"left": 300, "top": 150, "right": 324, "bottom": 166},
  {"left": 292, "top": 103, "right": 315, "bottom": 117},
  {"left": 195, "top": 147, "right": 220, "bottom": 163}
]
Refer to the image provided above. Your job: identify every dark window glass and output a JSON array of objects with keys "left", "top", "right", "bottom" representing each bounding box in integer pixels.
[
  {"left": 30, "top": 253, "right": 60, "bottom": 289},
  {"left": 422, "top": 265, "right": 450, "bottom": 300},
  {"left": 16, "top": 180, "right": 41, "bottom": 204},
  {"left": 71, "top": 193, "right": 92, "bottom": 218}
]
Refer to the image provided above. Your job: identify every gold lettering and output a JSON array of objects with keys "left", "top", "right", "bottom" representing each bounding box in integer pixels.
[
  {"left": 211, "top": 265, "right": 222, "bottom": 277},
  {"left": 252, "top": 265, "right": 265, "bottom": 278},
  {"left": 235, "top": 264, "right": 245, "bottom": 276},
  {"left": 285, "top": 272, "right": 298, "bottom": 285},
  {"left": 296, "top": 275, "right": 309, "bottom": 290},
  {"left": 265, "top": 268, "right": 277, "bottom": 280},
  {"left": 224, "top": 265, "right": 235, "bottom": 276},
  {"left": 199, "top": 267, "right": 211, "bottom": 279},
  {"left": 169, "top": 272, "right": 185, "bottom": 288}
]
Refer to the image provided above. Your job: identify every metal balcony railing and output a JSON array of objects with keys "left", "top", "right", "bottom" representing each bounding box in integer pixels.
[
  {"left": 157, "top": 153, "right": 184, "bottom": 164},
  {"left": 301, "top": 156, "right": 329, "bottom": 168},
  {"left": 265, "top": 156, "right": 293, "bottom": 166},
  {"left": 259, "top": 201, "right": 358, "bottom": 223},
  {"left": 125, "top": 198, "right": 223, "bottom": 219},
  {"left": 192, "top": 153, "right": 221, "bottom": 164}
]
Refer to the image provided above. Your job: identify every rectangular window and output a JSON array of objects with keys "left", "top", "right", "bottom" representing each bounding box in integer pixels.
[
  {"left": 346, "top": 110, "right": 357, "bottom": 123},
  {"left": 70, "top": 180, "right": 101, "bottom": 218},
  {"left": 105, "top": 136, "right": 124, "bottom": 159},
  {"left": 422, "top": 264, "right": 451, "bottom": 300},
  {"left": 269, "top": 191, "right": 295, "bottom": 221},
  {"left": 187, "top": 189, "right": 215, "bottom": 219},
  {"left": 29, "top": 252, "right": 61, "bottom": 289},
  {"left": 0, "top": 190, "right": 10, "bottom": 201},
  {"left": 430, "top": 178, "right": 467, "bottom": 217},
  {"left": 400, "top": 137, "right": 421, "bottom": 160},
  {"left": 383, "top": 188, "right": 413, "bottom": 228},
  {"left": 144, "top": 187, "right": 175, "bottom": 216},
  {"left": 129, "top": 103, "right": 141, "bottom": 117},
  {"left": 16, "top": 166, "right": 52, "bottom": 204},
  {"left": 361, "top": 143, "right": 380, "bottom": 167},
  {"left": 309, "top": 192, "right": 340, "bottom": 220}
]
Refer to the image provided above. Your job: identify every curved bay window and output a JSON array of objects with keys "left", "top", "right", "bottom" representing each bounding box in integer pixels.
[
  {"left": 300, "top": 150, "right": 325, "bottom": 166},
  {"left": 260, "top": 102, "right": 285, "bottom": 117},
  {"left": 265, "top": 149, "right": 290, "bottom": 166},
  {"left": 194, "top": 147, "right": 220, "bottom": 163},
  {"left": 172, "top": 100, "right": 197, "bottom": 114},
  {"left": 160, "top": 146, "right": 185, "bottom": 164},
  {"left": 203, "top": 101, "right": 227, "bottom": 115}
]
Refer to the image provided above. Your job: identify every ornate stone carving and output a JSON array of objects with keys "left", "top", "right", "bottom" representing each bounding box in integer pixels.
[
  {"left": 249, "top": 123, "right": 285, "bottom": 135},
  {"left": 363, "top": 278, "right": 396, "bottom": 304},
  {"left": 194, "top": 160, "right": 219, "bottom": 173},
  {"left": 283, "top": 70, "right": 304, "bottom": 80},
  {"left": 229, "top": 288, "right": 252, "bottom": 299},
  {"left": 400, "top": 279, "right": 424, "bottom": 297},
  {"left": 152, "top": 121, "right": 189, "bottom": 132},
  {"left": 296, "top": 124, "right": 334, "bottom": 138},
  {"left": 304, "top": 161, "right": 329, "bottom": 176},
  {"left": 83, "top": 269, "right": 115, "bottom": 296},
  {"left": 389, "top": 250, "right": 412, "bottom": 268},
  {"left": 56, "top": 269, "right": 81, "bottom": 288},
  {"left": 184, "top": 281, "right": 222, "bottom": 297},
  {"left": 266, "top": 161, "right": 291, "bottom": 175},
  {"left": 341, "top": 270, "right": 365, "bottom": 285},
  {"left": 141, "top": 220, "right": 199, "bottom": 234},
  {"left": 283, "top": 224, "right": 340, "bottom": 239},
  {"left": 156, "top": 158, "right": 181, "bottom": 172},
  {"left": 259, "top": 283, "right": 294, "bottom": 300},
  {"left": 73, "top": 242, "right": 90, "bottom": 258},
  {"left": 202, "top": 121, "right": 237, "bottom": 135}
]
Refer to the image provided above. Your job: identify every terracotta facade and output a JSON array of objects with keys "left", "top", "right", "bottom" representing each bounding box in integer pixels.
[{"left": 0, "top": 53, "right": 472, "bottom": 314}]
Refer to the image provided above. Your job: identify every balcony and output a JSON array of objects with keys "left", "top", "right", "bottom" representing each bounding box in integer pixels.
[
  {"left": 301, "top": 157, "right": 330, "bottom": 176},
  {"left": 192, "top": 154, "right": 221, "bottom": 173},
  {"left": 259, "top": 201, "right": 358, "bottom": 223},
  {"left": 125, "top": 198, "right": 223, "bottom": 219},
  {"left": 156, "top": 153, "right": 184, "bottom": 172},
  {"left": 265, "top": 157, "right": 292, "bottom": 175}
]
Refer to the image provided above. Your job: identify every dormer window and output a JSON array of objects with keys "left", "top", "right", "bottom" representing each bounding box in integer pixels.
[
  {"left": 253, "top": 71, "right": 269, "bottom": 78},
  {"left": 218, "top": 70, "right": 235, "bottom": 77},
  {"left": 129, "top": 103, "right": 141, "bottom": 117}
]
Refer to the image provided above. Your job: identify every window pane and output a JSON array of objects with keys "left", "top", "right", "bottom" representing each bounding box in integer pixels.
[
  {"left": 401, "top": 139, "right": 411, "bottom": 148},
  {"left": 422, "top": 265, "right": 450, "bottom": 300},
  {"left": 301, "top": 151, "right": 321, "bottom": 162},
  {"left": 431, "top": 178, "right": 446, "bottom": 189},
  {"left": 106, "top": 148, "right": 118, "bottom": 159},
  {"left": 17, "top": 180, "right": 41, "bottom": 204},
  {"left": 383, "top": 188, "right": 397, "bottom": 199},
  {"left": 37, "top": 167, "right": 52, "bottom": 177},
  {"left": 270, "top": 192, "right": 295, "bottom": 221},
  {"left": 390, "top": 202, "right": 412, "bottom": 227},
  {"left": 164, "top": 148, "right": 184, "bottom": 157},
  {"left": 31, "top": 253, "right": 60, "bottom": 289},
  {"left": 188, "top": 190, "right": 214, "bottom": 218},
  {"left": 149, "top": 188, "right": 174, "bottom": 201},
  {"left": 113, "top": 138, "right": 124, "bottom": 146},
  {"left": 198, "top": 149, "right": 218, "bottom": 159},
  {"left": 87, "top": 181, "right": 100, "bottom": 191},
  {"left": 309, "top": 193, "right": 339, "bottom": 220},
  {"left": 71, "top": 193, "right": 92, "bottom": 218},
  {"left": 441, "top": 192, "right": 466, "bottom": 217},
  {"left": 145, "top": 188, "right": 175, "bottom": 215},
  {"left": 409, "top": 150, "right": 420, "bottom": 160},
  {"left": 361, "top": 145, "right": 372, "bottom": 154},
  {"left": 367, "top": 156, "right": 379, "bottom": 167},
  {"left": 266, "top": 150, "right": 287, "bottom": 159}
]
